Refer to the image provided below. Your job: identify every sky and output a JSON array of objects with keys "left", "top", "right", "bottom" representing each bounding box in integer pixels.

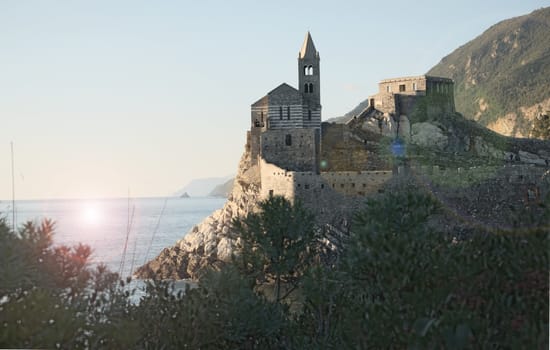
[{"left": 1, "top": 0, "right": 548, "bottom": 200}]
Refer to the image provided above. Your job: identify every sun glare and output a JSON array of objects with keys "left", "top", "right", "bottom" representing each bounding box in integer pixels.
[{"left": 80, "top": 202, "right": 104, "bottom": 226}]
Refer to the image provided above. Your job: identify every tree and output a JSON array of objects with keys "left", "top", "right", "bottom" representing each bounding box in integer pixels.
[
  {"left": 335, "top": 188, "right": 548, "bottom": 348},
  {"left": 232, "top": 196, "right": 317, "bottom": 303},
  {"left": 0, "top": 218, "right": 122, "bottom": 349}
]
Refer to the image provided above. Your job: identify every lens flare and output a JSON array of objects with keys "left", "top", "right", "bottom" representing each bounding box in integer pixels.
[
  {"left": 391, "top": 140, "right": 406, "bottom": 157},
  {"left": 80, "top": 201, "right": 103, "bottom": 226}
]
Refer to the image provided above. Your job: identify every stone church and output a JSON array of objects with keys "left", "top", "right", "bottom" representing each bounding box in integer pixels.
[{"left": 249, "top": 32, "right": 322, "bottom": 173}]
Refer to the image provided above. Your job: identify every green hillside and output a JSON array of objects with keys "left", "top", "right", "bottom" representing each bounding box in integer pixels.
[{"left": 428, "top": 7, "right": 550, "bottom": 137}]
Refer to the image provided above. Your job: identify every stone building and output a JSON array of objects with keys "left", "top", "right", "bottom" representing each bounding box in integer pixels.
[
  {"left": 353, "top": 76, "right": 455, "bottom": 139},
  {"left": 248, "top": 33, "right": 393, "bottom": 208},
  {"left": 249, "top": 32, "right": 322, "bottom": 172},
  {"left": 368, "top": 75, "right": 455, "bottom": 116}
]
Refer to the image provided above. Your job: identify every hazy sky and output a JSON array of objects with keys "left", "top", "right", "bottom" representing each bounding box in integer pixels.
[{"left": 1, "top": 0, "right": 547, "bottom": 200}]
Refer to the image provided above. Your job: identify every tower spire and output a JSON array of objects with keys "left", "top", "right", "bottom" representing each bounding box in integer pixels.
[{"left": 299, "top": 31, "right": 318, "bottom": 59}]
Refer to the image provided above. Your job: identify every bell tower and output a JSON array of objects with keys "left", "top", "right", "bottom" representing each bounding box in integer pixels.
[{"left": 298, "top": 32, "right": 321, "bottom": 112}]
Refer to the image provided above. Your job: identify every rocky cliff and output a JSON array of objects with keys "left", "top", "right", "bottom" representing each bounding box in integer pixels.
[{"left": 135, "top": 149, "right": 262, "bottom": 279}]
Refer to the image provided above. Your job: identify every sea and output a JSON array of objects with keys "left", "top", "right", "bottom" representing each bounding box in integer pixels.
[{"left": 0, "top": 197, "right": 226, "bottom": 278}]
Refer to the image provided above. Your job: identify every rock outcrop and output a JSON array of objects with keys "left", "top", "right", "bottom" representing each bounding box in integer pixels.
[
  {"left": 411, "top": 122, "right": 448, "bottom": 149},
  {"left": 135, "top": 149, "right": 262, "bottom": 280}
]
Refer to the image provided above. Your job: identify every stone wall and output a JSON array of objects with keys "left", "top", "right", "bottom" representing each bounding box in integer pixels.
[
  {"left": 373, "top": 92, "right": 397, "bottom": 114},
  {"left": 259, "top": 158, "right": 295, "bottom": 199},
  {"left": 320, "top": 170, "right": 393, "bottom": 196},
  {"left": 259, "top": 157, "right": 393, "bottom": 206},
  {"left": 258, "top": 158, "right": 394, "bottom": 225},
  {"left": 398, "top": 164, "right": 549, "bottom": 188},
  {"left": 378, "top": 76, "right": 428, "bottom": 95},
  {"left": 260, "top": 128, "right": 320, "bottom": 172}
]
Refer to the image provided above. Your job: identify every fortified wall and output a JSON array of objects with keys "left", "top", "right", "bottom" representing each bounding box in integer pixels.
[{"left": 259, "top": 158, "right": 393, "bottom": 217}]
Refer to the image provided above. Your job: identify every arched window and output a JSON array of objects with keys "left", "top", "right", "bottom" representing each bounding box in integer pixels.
[
  {"left": 304, "top": 83, "right": 309, "bottom": 93},
  {"left": 308, "top": 65, "right": 313, "bottom": 75},
  {"left": 287, "top": 106, "right": 290, "bottom": 120},
  {"left": 303, "top": 65, "right": 308, "bottom": 75},
  {"left": 285, "top": 134, "right": 292, "bottom": 146},
  {"left": 309, "top": 83, "right": 314, "bottom": 93},
  {"left": 308, "top": 110, "right": 312, "bottom": 120},
  {"left": 279, "top": 106, "right": 283, "bottom": 120}
]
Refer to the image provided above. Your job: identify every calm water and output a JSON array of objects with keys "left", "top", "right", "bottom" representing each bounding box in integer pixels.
[{"left": 1, "top": 197, "right": 226, "bottom": 278}]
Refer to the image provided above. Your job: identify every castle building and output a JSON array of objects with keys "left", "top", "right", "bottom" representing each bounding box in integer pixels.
[
  {"left": 348, "top": 75, "right": 455, "bottom": 140},
  {"left": 368, "top": 75, "right": 455, "bottom": 117}
]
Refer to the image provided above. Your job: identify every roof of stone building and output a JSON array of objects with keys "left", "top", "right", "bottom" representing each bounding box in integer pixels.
[
  {"left": 379, "top": 75, "right": 453, "bottom": 84},
  {"left": 251, "top": 83, "right": 300, "bottom": 107},
  {"left": 299, "top": 31, "right": 318, "bottom": 59}
]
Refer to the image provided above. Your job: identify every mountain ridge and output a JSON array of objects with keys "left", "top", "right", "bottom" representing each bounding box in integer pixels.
[
  {"left": 428, "top": 7, "right": 550, "bottom": 137},
  {"left": 335, "top": 7, "right": 550, "bottom": 136},
  {"left": 174, "top": 175, "right": 234, "bottom": 197}
]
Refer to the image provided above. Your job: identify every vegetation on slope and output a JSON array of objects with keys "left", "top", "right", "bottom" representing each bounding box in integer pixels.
[{"left": 428, "top": 7, "right": 550, "bottom": 136}]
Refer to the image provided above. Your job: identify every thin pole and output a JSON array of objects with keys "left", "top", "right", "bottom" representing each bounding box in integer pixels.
[
  {"left": 10, "top": 142, "right": 15, "bottom": 233},
  {"left": 119, "top": 188, "right": 134, "bottom": 278}
]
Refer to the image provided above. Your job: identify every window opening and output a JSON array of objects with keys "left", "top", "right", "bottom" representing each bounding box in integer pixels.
[{"left": 285, "top": 134, "right": 292, "bottom": 146}]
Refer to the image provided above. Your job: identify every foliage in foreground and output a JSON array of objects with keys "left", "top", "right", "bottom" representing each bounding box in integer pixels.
[{"left": 0, "top": 190, "right": 548, "bottom": 349}]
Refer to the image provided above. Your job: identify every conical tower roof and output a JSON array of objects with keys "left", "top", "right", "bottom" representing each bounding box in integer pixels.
[{"left": 299, "top": 31, "right": 318, "bottom": 59}]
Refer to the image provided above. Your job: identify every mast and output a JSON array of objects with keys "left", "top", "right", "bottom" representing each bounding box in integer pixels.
[{"left": 10, "top": 141, "right": 15, "bottom": 233}]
